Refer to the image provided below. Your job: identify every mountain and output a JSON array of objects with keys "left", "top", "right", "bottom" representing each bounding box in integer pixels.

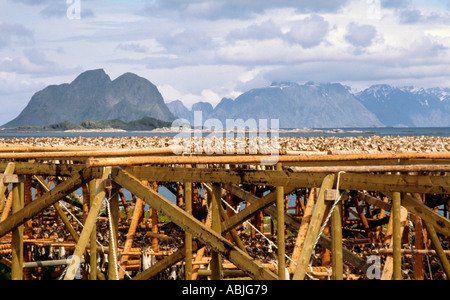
[
  {"left": 168, "top": 82, "right": 383, "bottom": 128},
  {"left": 356, "top": 84, "right": 450, "bottom": 127},
  {"left": 3, "top": 69, "right": 175, "bottom": 128}
]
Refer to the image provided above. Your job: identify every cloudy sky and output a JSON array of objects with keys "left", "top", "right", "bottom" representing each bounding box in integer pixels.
[{"left": 1, "top": 0, "right": 450, "bottom": 125}]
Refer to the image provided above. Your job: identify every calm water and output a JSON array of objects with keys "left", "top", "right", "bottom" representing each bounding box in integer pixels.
[{"left": 0, "top": 127, "right": 449, "bottom": 139}]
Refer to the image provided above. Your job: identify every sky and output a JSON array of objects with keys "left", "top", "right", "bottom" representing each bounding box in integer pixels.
[{"left": 1, "top": 0, "right": 450, "bottom": 125}]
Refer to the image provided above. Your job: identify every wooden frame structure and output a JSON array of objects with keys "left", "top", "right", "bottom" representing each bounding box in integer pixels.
[{"left": 0, "top": 146, "right": 449, "bottom": 280}]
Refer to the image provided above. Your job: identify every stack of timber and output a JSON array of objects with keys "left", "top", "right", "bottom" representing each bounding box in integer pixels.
[{"left": 0, "top": 137, "right": 449, "bottom": 280}]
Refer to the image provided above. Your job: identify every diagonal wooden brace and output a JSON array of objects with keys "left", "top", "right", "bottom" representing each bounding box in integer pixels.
[
  {"left": 0, "top": 168, "right": 93, "bottom": 239},
  {"left": 111, "top": 167, "right": 278, "bottom": 280}
]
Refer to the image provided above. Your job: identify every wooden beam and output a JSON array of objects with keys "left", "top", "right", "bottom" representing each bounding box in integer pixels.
[
  {"left": 401, "top": 193, "right": 450, "bottom": 237},
  {"left": 413, "top": 194, "right": 450, "bottom": 279},
  {"left": 87, "top": 151, "right": 450, "bottom": 167},
  {"left": 132, "top": 241, "right": 201, "bottom": 280},
  {"left": 11, "top": 182, "right": 24, "bottom": 280},
  {"left": 276, "top": 163, "right": 286, "bottom": 280},
  {"left": 0, "top": 168, "right": 94, "bottom": 238},
  {"left": 292, "top": 174, "right": 336, "bottom": 280},
  {"left": 210, "top": 183, "right": 222, "bottom": 280},
  {"left": 184, "top": 182, "right": 192, "bottom": 280},
  {"left": 111, "top": 167, "right": 277, "bottom": 280},
  {"left": 392, "top": 192, "right": 402, "bottom": 280},
  {"left": 331, "top": 198, "right": 343, "bottom": 280},
  {"left": 125, "top": 166, "right": 450, "bottom": 194}
]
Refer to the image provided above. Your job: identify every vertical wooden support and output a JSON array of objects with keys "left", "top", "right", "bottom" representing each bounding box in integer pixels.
[
  {"left": 64, "top": 167, "right": 111, "bottom": 280},
  {"left": 210, "top": 182, "right": 222, "bottom": 280},
  {"left": 331, "top": 199, "right": 343, "bottom": 280},
  {"left": 412, "top": 213, "right": 425, "bottom": 280},
  {"left": 177, "top": 183, "right": 183, "bottom": 207},
  {"left": 392, "top": 192, "right": 402, "bottom": 280},
  {"left": 151, "top": 181, "right": 159, "bottom": 252},
  {"left": 11, "top": 181, "right": 24, "bottom": 280},
  {"left": 276, "top": 162, "right": 286, "bottom": 280},
  {"left": 119, "top": 194, "right": 144, "bottom": 279},
  {"left": 89, "top": 179, "right": 98, "bottom": 280},
  {"left": 293, "top": 174, "right": 335, "bottom": 280},
  {"left": 185, "top": 182, "right": 193, "bottom": 280},
  {"left": 108, "top": 184, "right": 119, "bottom": 280}
]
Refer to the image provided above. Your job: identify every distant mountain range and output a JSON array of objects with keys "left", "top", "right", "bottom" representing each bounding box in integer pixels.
[
  {"left": 4, "top": 69, "right": 450, "bottom": 130},
  {"left": 356, "top": 84, "right": 450, "bottom": 127},
  {"left": 168, "top": 82, "right": 450, "bottom": 128}
]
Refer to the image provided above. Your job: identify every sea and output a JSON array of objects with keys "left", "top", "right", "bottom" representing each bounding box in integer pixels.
[{"left": 1, "top": 127, "right": 450, "bottom": 139}]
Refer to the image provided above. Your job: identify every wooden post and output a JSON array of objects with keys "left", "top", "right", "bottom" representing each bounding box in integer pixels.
[
  {"left": 185, "top": 182, "right": 193, "bottom": 280},
  {"left": 119, "top": 193, "right": 144, "bottom": 279},
  {"left": 151, "top": 181, "right": 159, "bottom": 252},
  {"left": 64, "top": 168, "right": 111, "bottom": 280},
  {"left": 412, "top": 213, "right": 425, "bottom": 280},
  {"left": 392, "top": 192, "right": 402, "bottom": 280},
  {"left": 276, "top": 163, "right": 285, "bottom": 280},
  {"left": 11, "top": 181, "right": 24, "bottom": 280},
  {"left": 331, "top": 198, "right": 343, "bottom": 280},
  {"left": 108, "top": 184, "right": 119, "bottom": 280},
  {"left": 89, "top": 179, "right": 98, "bottom": 280},
  {"left": 292, "top": 174, "right": 335, "bottom": 280},
  {"left": 210, "top": 182, "right": 222, "bottom": 280}
]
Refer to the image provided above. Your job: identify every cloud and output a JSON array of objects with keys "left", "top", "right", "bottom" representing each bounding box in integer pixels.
[
  {"left": 0, "top": 48, "right": 80, "bottom": 76},
  {"left": 399, "top": 8, "right": 423, "bottom": 23},
  {"left": 380, "top": 0, "right": 411, "bottom": 8},
  {"left": 116, "top": 42, "right": 149, "bottom": 53},
  {"left": 344, "top": 22, "right": 377, "bottom": 48},
  {"left": 226, "top": 20, "right": 283, "bottom": 42},
  {"left": 156, "top": 28, "right": 214, "bottom": 57},
  {"left": 142, "top": 0, "right": 350, "bottom": 20},
  {"left": 0, "top": 23, "right": 34, "bottom": 48},
  {"left": 285, "top": 15, "right": 330, "bottom": 48}
]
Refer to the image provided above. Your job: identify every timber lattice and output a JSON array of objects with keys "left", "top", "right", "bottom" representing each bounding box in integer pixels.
[{"left": 0, "top": 146, "right": 449, "bottom": 280}]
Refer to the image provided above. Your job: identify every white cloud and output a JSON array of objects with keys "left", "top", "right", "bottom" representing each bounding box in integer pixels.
[
  {"left": 344, "top": 22, "right": 378, "bottom": 48},
  {"left": 285, "top": 14, "right": 330, "bottom": 48}
]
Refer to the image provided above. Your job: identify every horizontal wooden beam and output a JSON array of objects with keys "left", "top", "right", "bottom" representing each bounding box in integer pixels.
[
  {"left": 111, "top": 167, "right": 277, "bottom": 280},
  {"left": 0, "top": 162, "right": 85, "bottom": 177},
  {"left": 87, "top": 152, "right": 450, "bottom": 167},
  {"left": 125, "top": 166, "right": 450, "bottom": 194}
]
